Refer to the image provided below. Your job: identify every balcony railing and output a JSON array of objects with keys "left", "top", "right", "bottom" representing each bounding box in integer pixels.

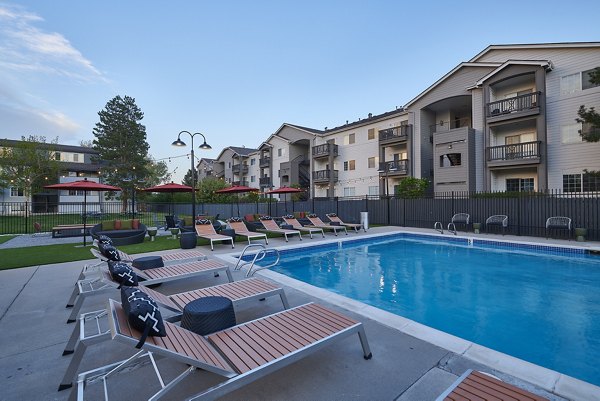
[
  {"left": 259, "top": 177, "right": 271, "bottom": 186},
  {"left": 378, "top": 160, "right": 409, "bottom": 175},
  {"left": 259, "top": 157, "right": 270, "bottom": 167},
  {"left": 232, "top": 180, "right": 249, "bottom": 187},
  {"left": 487, "top": 92, "right": 540, "bottom": 117},
  {"left": 312, "top": 143, "right": 338, "bottom": 158},
  {"left": 312, "top": 169, "right": 338, "bottom": 183},
  {"left": 232, "top": 164, "right": 248, "bottom": 174},
  {"left": 379, "top": 125, "right": 411, "bottom": 142},
  {"left": 487, "top": 141, "right": 541, "bottom": 162}
]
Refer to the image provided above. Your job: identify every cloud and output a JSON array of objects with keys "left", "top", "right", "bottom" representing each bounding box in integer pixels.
[{"left": 0, "top": 3, "right": 105, "bottom": 81}]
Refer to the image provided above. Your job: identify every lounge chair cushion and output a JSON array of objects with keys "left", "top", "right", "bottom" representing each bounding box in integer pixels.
[
  {"left": 101, "top": 220, "right": 115, "bottom": 231},
  {"left": 99, "top": 243, "right": 120, "bottom": 261},
  {"left": 132, "top": 219, "right": 140, "bottom": 229},
  {"left": 120, "top": 287, "right": 166, "bottom": 348},
  {"left": 120, "top": 220, "right": 132, "bottom": 230},
  {"left": 108, "top": 261, "right": 138, "bottom": 287}
]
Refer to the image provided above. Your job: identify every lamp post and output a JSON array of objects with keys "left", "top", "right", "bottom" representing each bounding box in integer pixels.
[{"left": 172, "top": 131, "right": 212, "bottom": 220}]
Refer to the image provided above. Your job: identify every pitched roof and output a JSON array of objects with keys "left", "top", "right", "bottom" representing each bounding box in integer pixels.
[
  {"left": 469, "top": 42, "right": 600, "bottom": 62},
  {"left": 0, "top": 138, "right": 99, "bottom": 154}
]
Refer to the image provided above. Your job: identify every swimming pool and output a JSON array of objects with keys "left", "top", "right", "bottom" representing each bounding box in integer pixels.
[{"left": 261, "top": 234, "right": 600, "bottom": 386}]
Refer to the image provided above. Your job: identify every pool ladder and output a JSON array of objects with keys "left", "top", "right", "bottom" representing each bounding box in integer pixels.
[
  {"left": 234, "top": 244, "right": 281, "bottom": 277},
  {"left": 434, "top": 221, "right": 457, "bottom": 235}
]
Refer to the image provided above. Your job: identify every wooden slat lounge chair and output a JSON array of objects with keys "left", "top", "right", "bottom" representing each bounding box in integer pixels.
[
  {"left": 59, "top": 278, "right": 290, "bottom": 391},
  {"left": 281, "top": 215, "right": 324, "bottom": 239},
  {"left": 70, "top": 299, "right": 372, "bottom": 400},
  {"left": 257, "top": 216, "right": 302, "bottom": 242},
  {"left": 306, "top": 214, "right": 348, "bottom": 236},
  {"left": 226, "top": 217, "right": 268, "bottom": 245},
  {"left": 325, "top": 213, "right": 365, "bottom": 233},
  {"left": 195, "top": 219, "right": 235, "bottom": 251},
  {"left": 67, "top": 259, "right": 233, "bottom": 323},
  {"left": 436, "top": 369, "right": 548, "bottom": 401}
]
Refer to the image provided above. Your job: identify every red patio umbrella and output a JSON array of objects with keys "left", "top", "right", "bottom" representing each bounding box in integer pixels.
[
  {"left": 266, "top": 186, "right": 304, "bottom": 214},
  {"left": 44, "top": 178, "right": 122, "bottom": 246},
  {"left": 215, "top": 185, "right": 259, "bottom": 216},
  {"left": 141, "top": 182, "right": 194, "bottom": 216}
]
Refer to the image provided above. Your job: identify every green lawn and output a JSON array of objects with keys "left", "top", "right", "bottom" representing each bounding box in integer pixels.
[{"left": 0, "top": 235, "right": 201, "bottom": 270}]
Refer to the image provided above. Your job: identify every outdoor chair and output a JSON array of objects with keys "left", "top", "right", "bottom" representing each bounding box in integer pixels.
[
  {"left": 436, "top": 369, "right": 547, "bottom": 401},
  {"left": 485, "top": 214, "right": 508, "bottom": 235},
  {"left": 226, "top": 217, "right": 268, "bottom": 245},
  {"left": 282, "top": 215, "right": 324, "bottom": 239},
  {"left": 195, "top": 219, "right": 235, "bottom": 250},
  {"left": 66, "top": 258, "right": 232, "bottom": 323},
  {"left": 70, "top": 299, "right": 372, "bottom": 400},
  {"left": 72, "top": 247, "right": 208, "bottom": 286},
  {"left": 257, "top": 216, "right": 302, "bottom": 242},
  {"left": 59, "top": 278, "right": 290, "bottom": 391},
  {"left": 325, "top": 213, "right": 365, "bottom": 233},
  {"left": 306, "top": 214, "right": 348, "bottom": 236},
  {"left": 545, "top": 216, "right": 572, "bottom": 239}
]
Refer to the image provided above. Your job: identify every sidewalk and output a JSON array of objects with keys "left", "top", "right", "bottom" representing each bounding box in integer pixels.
[{"left": 0, "top": 227, "right": 594, "bottom": 400}]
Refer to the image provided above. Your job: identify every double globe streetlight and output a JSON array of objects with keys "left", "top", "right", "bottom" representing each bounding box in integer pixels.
[{"left": 172, "top": 131, "right": 212, "bottom": 220}]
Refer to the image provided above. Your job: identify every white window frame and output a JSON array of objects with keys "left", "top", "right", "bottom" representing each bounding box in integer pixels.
[
  {"left": 561, "top": 123, "right": 582, "bottom": 144},
  {"left": 560, "top": 72, "right": 580, "bottom": 95}
]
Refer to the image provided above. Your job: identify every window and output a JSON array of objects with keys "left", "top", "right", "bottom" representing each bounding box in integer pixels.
[
  {"left": 506, "top": 178, "right": 534, "bottom": 192},
  {"left": 228, "top": 162, "right": 231, "bottom": 168},
  {"left": 343, "top": 160, "right": 355, "bottom": 171},
  {"left": 561, "top": 123, "right": 582, "bottom": 144},
  {"left": 368, "top": 157, "right": 377, "bottom": 168},
  {"left": 67, "top": 189, "right": 85, "bottom": 196},
  {"left": 277, "top": 148, "right": 283, "bottom": 157},
  {"left": 54, "top": 152, "right": 61, "bottom": 161},
  {"left": 10, "top": 187, "right": 24, "bottom": 197},
  {"left": 368, "top": 186, "right": 379, "bottom": 196},
  {"left": 344, "top": 133, "right": 355, "bottom": 145},
  {"left": 73, "top": 154, "right": 79, "bottom": 162},
  {"left": 439, "top": 153, "right": 461, "bottom": 167},
  {"left": 563, "top": 173, "right": 600, "bottom": 192},
  {"left": 250, "top": 158, "right": 256, "bottom": 165},
  {"left": 582, "top": 67, "right": 600, "bottom": 90},
  {"left": 560, "top": 73, "right": 580, "bottom": 95},
  {"left": 343, "top": 187, "right": 355, "bottom": 197},
  {"left": 250, "top": 175, "right": 256, "bottom": 183},
  {"left": 368, "top": 129, "right": 375, "bottom": 140}
]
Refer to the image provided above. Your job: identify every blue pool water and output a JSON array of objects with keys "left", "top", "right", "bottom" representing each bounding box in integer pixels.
[{"left": 266, "top": 235, "right": 600, "bottom": 385}]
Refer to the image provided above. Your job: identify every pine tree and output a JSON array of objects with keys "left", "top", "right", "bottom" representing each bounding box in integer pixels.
[
  {"left": 92, "top": 96, "right": 150, "bottom": 208},
  {"left": 182, "top": 168, "right": 199, "bottom": 188}
]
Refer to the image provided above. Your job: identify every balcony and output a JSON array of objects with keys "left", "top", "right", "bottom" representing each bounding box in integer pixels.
[
  {"left": 379, "top": 125, "right": 411, "bottom": 145},
  {"left": 259, "top": 177, "right": 271, "bottom": 187},
  {"left": 232, "top": 164, "right": 248, "bottom": 174},
  {"left": 312, "top": 169, "right": 338, "bottom": 184},
  {"left": 487, "top": 92, "right": 541, "bottom": 121},
  {"left": 232, "top": 180, "right": 249, "bottom": 187},
  {"left": 378, "top": 160, "right": 409, "bottom": 176},
  {"left": 487, "top": 141, "right": 542, "bottom": 167},
  {"left": 259, "top": 157, "right": 271, "bottom": 168},
  {"left": 312, "top": 143, "right": 338, "bottom": 159}
]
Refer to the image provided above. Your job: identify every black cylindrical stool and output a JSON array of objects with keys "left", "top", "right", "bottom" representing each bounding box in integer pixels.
[
  {"left": 179, "top": 232, "right": 197, "bottom": 249},
  {"left": 181, "top": 296, "right": 236, "bottom": 335},
  {"left": 132, "top": 256, "right": 164, "bottom": 270}
]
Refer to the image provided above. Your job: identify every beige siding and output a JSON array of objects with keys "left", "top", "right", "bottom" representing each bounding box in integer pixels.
[{"left": 471, "top": 88, "right": 485, "bottom": 191}]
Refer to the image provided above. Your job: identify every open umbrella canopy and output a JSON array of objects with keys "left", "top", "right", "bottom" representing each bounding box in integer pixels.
[
  {"left": 141, "top": 182, "right": 193, "bottom": 193},
  {"left": 44, "top": 178, "right": 122, "bottom": 246},
  {"left": 215, "top": 185, "right": 259, "bottom": 194},
  {"left": 266, "top": 186, "right": 303, "bottom": 195}
]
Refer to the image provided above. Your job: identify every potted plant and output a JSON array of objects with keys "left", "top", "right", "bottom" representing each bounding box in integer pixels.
[
  {"left": 472, "top": 223, "right": 481, "bottom": 234},
  {"left": 575, "top": 227, "right": 587, "bottom": 242}
]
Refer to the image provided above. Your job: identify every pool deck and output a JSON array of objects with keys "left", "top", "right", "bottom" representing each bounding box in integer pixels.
[{"left": 0, "top": 226, "right": 598, "bottom": 400}]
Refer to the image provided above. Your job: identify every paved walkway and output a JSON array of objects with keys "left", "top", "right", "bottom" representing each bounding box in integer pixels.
[{"left": 0, "top": 227, "right": 597, "bottom": 400}]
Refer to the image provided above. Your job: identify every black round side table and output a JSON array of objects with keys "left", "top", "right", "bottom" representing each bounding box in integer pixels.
[
  {"left": 179, "top": 232, "right": 197, "bottom": 249},
  {"left": 181, "top": 296, "right": 236, "bottom": 336}
]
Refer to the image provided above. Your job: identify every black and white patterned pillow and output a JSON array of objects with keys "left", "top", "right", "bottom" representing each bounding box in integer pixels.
[
  {"left": 283, "top": 214, "right": 295, "bottom": 219},
  {"left": 108, "top": 261, "right": 138, "bottom": 287},
  {"left": 326, "top": 213, "right": 337, "bottom": 217},
  {"left": 259, "top": 216, "right": 272, "bottom": 221},
  {"left": 121, "top": 287, "right": 167, "bottom": 348},
  {"left": 99, "top": 243, "right": 120, "bottom": 261},
  {"left": 98, "top": 235, "right": 113, "bottom": 245},
  {"left": 228, "top": 217, "right": 243, "bottom": 222},
  {"left": 196, "top": 219, "right": 211, "bottom": 225},
  {"left": 307, "top": 213, "right": 318, "bottom": 218}
]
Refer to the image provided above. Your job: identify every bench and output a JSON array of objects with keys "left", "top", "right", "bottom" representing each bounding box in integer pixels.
[{"left": 51, "top": 224, "right": 90, "bottom": 238}]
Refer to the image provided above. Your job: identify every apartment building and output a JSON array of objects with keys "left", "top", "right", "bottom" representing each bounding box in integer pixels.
[
  {"left": 196, "top": 158, "right": 215, "bottom": 180},
  {"left": 405, "top": 42, "right": 600, "bottom": 193},
  {"left": 0, "top": 139, "right": 103, "bottom": 211},
  {"left": 213, "top": 146, "right": 259, "bottom": 187}
]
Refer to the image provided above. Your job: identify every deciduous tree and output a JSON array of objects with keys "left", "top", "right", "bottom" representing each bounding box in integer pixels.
[{"left": 577, "top": 67, "right": 600, "bottom": 142}]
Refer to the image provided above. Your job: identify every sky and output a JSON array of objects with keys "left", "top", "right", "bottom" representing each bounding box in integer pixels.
[{"left": 1, "top": 0, "right": 599, "bottom": 182}]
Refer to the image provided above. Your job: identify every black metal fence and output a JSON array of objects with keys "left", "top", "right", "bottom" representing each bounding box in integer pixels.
[{"left": 1, "top": 190, "right": 598, "bottom": 241}]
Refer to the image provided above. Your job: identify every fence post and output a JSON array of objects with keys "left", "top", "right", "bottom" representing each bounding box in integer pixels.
[
  {"left": 387, "top": 196, "right": 391, "bottom": 225},
  {"left": 451, "top": 191, "right": 455, "bottom": 215},
  {"left": 402, "top": 197, "right": 406, "bottom": 226},
  {"left": 517, "top": 194, "right": 521, "bottom": 236},
  {"left": 25, "top": 201, "right": 29, "bottom": 234}
]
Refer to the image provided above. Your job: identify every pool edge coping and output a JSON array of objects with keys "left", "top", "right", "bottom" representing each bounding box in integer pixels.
[{"left": 216, "top": 229, "right": 600, "bottom": 401}]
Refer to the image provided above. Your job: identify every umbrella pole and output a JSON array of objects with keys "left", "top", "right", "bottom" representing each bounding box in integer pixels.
[{"left": 83, "top": 191, "right": 87, "bottom": 246}]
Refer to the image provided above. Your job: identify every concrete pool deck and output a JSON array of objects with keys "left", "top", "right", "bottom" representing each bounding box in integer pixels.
[{"left": 0, "top": 226, "right": 598, "bottom": 400}]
